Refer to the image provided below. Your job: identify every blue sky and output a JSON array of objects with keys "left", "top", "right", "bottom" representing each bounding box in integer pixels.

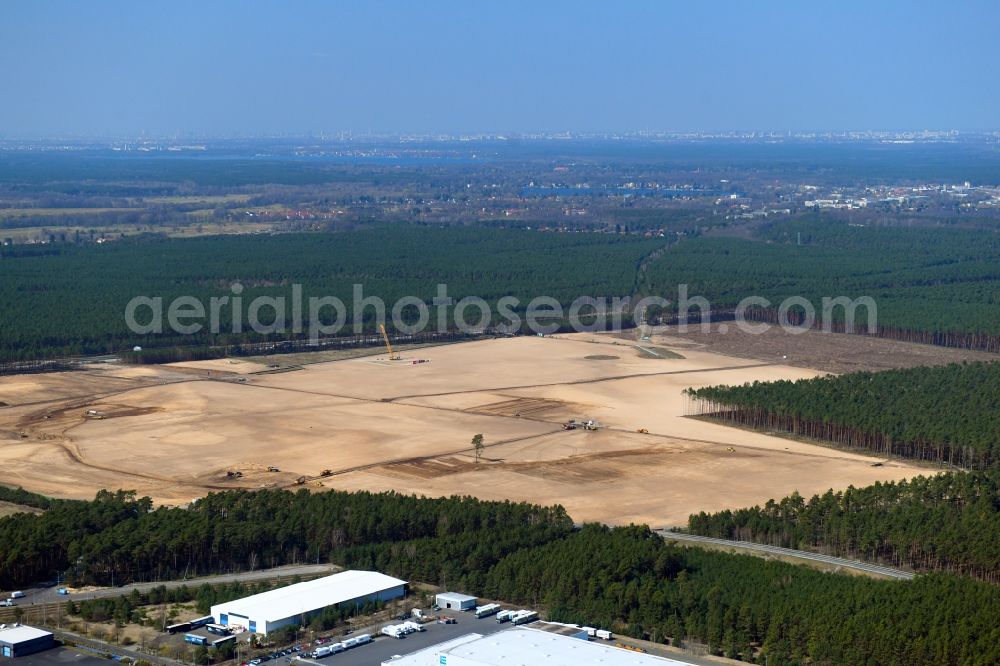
[{"left": 1, "top": 1, "right": 997, "bottom": 136}]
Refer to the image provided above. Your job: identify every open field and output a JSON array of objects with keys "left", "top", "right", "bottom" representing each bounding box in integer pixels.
[
  {"left": 0, "top": 207, "right": 145, "bottom": 217},
  {"left": 639, "top": 323, "right": 1000, "bottom": 374},
  {"left": 0, "top": 221, "right": 277, "bottom": 242},
  {"left": 0, "top": 334, "right": 930, "bottom": 524},
  {"left": 0, "top": 500, "right": 43, "bottom": 517},
  {"left": 141, "top": 194, "right": 252, "bottom": 205}
]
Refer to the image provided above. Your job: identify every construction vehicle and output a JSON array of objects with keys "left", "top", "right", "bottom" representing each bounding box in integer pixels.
[
  {"left": 726, "top": 446, "right": 735, "bottom": 453},
  {"left": 294, "top": 476, "right": 307, "bottom": 485},
  {"left": 267, "top": 466, "right": 280, "bottom": 472},
  {"left": 636, "top": 428, "right": 649, "bottom": 434},
  {"left": 226, "top": 470, "right": 243, "bottom": 479},
  {"left": 583, "top": 420, "right": 600, "bottom": 431},
  {"left": 379, "top": 324, "right": 401, "bottom": 360},
  {"left": 562, "top": 422, "right": 577, "bottom": 431},
  {"left": 320, "top": 469, "right": 333, "bottom": 477}
]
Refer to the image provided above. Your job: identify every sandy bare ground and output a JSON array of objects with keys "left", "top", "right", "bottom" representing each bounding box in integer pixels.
[
  {"left": 0, "top": 500, "right": 43, "bottom": 517},
  {"left": 629, "top": 323, "right": 1000, "bottom": 374},
  {"left": 0, "top": 335, "right": 926, "bottom": 524}
]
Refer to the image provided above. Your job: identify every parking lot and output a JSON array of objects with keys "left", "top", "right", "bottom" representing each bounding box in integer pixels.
[
  {"left": 4, "top": 647, "right": 109, "bottom": 666},
  {"left": 291, "top": 609, "right": 508, "bottom": 666}
]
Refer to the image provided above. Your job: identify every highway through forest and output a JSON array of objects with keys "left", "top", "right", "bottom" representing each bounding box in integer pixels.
[
  {"left": 655, "top": 531, "right": 915, "bottom": 580},
  {"left": 8, "top": 563, "right": 339, "bottom": 606}
]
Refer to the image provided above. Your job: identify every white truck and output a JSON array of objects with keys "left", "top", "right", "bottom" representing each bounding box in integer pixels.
[
  {"left": 474, "top": 603, "right": 501, "bottom": 619},
  {"left": 380, "top": 625, "right": 404, "bottom": 639},
  {"left": 401, "top": 621, "right": 424, "bottom": 633},
  {"left": 312, "top": 644, "right": 343, "bottom": 659},
  {"left": 495, "top": 610, "right": 514, "bottom": 623},
  {"left": 511, "top": 610, "right": 539, "bottom": 625},
  {"left": 596, "top": 629, "right": 613, "bottom": 640}
]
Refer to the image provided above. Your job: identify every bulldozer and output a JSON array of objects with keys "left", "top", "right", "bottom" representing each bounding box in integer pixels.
[
  {"left": 636, "top": 428, "right": 649, "bottom": 434},
  {"left": 320, "top": 469, "right": 333, "bottom": 477},
  {"left": 294, "top": 476, "right": 307, "bottom": 485}
]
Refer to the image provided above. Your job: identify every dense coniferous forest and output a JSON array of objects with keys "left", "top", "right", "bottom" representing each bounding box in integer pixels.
[
  {"left": 0, "top": 489, "right": 573, "bottom": 588},
  {"left": 1, "top": 488, "right": 999, "bottom": 665},
  {"left": 0, "top": 227, "right": 661, "bottom": 360},
  {"left": 688, "top": 471, "right": 1000, "bottom": 583},
  {"left": 9, "top": 217, "right": 1000, "bottom": 360},
  {"left": 686, "top": 362, "right": 1000, "bottom": 469},
  {"left": 485, "top": 524, "right": 1000, "bottom": 666},
  {"left": 648, "top": 219, "right": 1000, "bottom": 351}
]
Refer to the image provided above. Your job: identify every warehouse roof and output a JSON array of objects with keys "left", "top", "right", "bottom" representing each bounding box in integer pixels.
[
  {"left": 380, "top": 634, "right": 483, "bottom": 665},
  {"left": 439, "top": 628, "right": 691, "bottom": 666},
  {"left": 211, "top": 570, "right": 406, "bottom": 623},
  {"left": 435, "top": 592, "right": 477, "bottom": 603},
  {"left": 0, "top": 625, "right": 53, "bottom": 644}
]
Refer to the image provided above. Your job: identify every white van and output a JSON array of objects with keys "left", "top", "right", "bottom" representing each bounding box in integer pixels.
[{"left": 9, "top": 592, "right": 25, "bottom": 600}]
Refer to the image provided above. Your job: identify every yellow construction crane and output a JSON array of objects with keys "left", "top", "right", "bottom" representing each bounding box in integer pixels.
[{"left": 379, "top": 323, "right": 401, "bottom": 360}]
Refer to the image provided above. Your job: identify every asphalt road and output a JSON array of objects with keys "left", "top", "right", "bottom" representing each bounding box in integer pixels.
[
  {"left": 656, "top": 531, "right": 915, "bottom": 580},
  {"left": 12, "top": 564, "right": 339, "bottom": 605}
]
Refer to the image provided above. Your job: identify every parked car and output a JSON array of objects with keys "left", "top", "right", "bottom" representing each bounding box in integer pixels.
[
  {"left": 57, "top": 587, "right": 69, "bottom": 595},
  {"left": 437, "top": 618, "right": 457, "bottom": 624},
  {"left": 0, "top": 599, "right": 14, "bottom": 607}
]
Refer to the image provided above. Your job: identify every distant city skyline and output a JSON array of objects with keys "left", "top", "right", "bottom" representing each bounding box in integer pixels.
[{"left": 2, "top": 0, "right": 998, "bottom": 137}]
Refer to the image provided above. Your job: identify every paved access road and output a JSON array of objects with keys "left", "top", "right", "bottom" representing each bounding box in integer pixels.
[
  {"left": 656, "top": 531, "right": 915, "bottom": 580},
  {"left": 15, "top": 564, "right": 339, "bottom": 605}
]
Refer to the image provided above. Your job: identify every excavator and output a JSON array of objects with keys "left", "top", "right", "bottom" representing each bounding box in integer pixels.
[{"left": 380, "top": 323, "right": 401, "bottom": 360}]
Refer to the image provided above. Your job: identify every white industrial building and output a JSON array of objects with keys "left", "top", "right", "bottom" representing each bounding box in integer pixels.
[
  {"left": 382, "top": 628, "right": 695, "bottom": 666},
  {"left": 435, "top": 592, "right": 477, "bottom": 611},
  {"left": 0, "top": 625, "right": 54, "bottom": 658},
  {"left": 211, "top": 570, "right": 406, "bottom": 635}
]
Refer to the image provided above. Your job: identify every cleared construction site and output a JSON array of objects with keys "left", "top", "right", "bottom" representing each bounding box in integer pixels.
[{"left": 0, "top": 331, "right": 930, "bottom": 525}]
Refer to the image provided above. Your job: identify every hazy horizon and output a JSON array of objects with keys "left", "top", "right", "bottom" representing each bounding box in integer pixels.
[{"left": 2, "top": 0, "right": 999, "bottom": 136}]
